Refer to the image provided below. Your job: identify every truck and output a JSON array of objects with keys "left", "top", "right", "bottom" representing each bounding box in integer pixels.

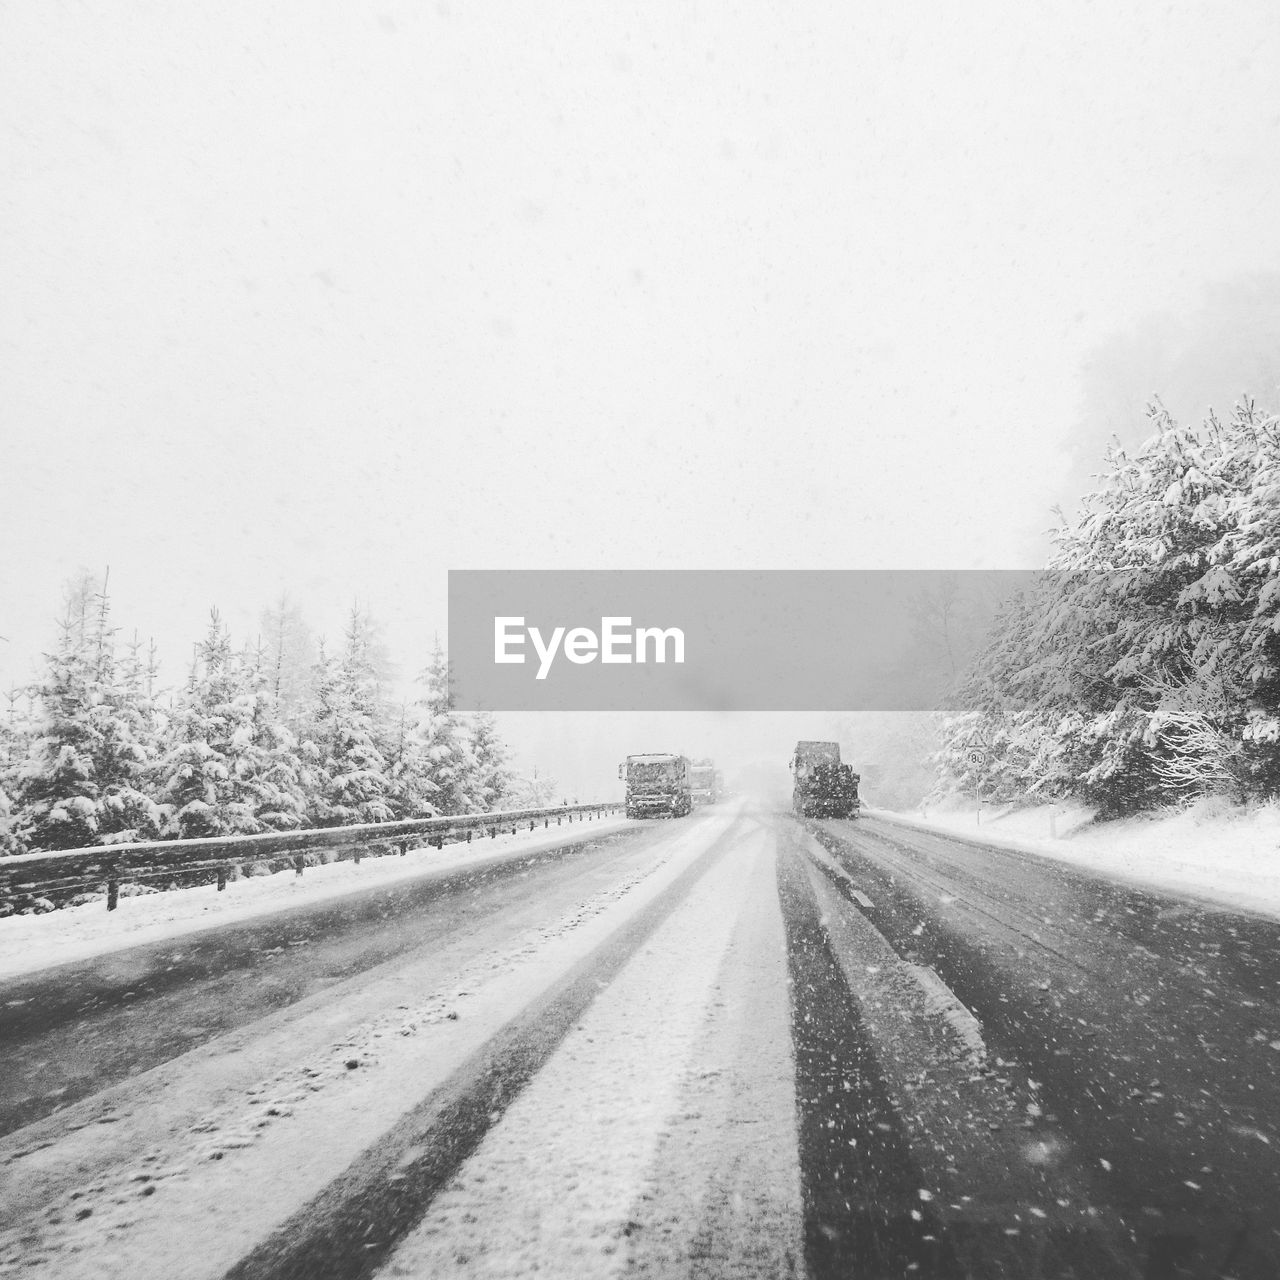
[
  {"left": 619, "top": 753, "right": 693, "bottom": 819},
  {"left": 689, "top": 758, "right": 718, "bottom": 806},
  {"left": 790, "top": 741, "right": 860, "bottom": 819}
]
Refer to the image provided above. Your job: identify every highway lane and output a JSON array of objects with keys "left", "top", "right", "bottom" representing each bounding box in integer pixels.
[
  {"left": 788, "top": 812, "right": 1280, "bottom": 1279},
  {"left": 227, "top": 815, "right": 753, "bottom": 1280},
  {"left": 0, "top": 822, "right": 667, "bottom": 1136},
  {"left": 0, "top": 806, "right": 751, "bottom": 1279}
]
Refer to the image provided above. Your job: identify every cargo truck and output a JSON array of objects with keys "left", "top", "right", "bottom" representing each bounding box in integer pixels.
[
  {"left": 689, "top": 759, "right": 718, "bottom": 805},
  {"left": 619, "top": 753, "right": 693, "bottom": 819},
  {"left": 790, "top": 740, "right": 860, "bottom": 819}
]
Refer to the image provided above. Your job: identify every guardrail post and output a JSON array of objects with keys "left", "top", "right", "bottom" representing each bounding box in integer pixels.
[
  {"left": 107, "top": 878, "right": 119, "bottom": 912},
  {"left": 217, "top": 866, "right": 228, "bottom": 892}
]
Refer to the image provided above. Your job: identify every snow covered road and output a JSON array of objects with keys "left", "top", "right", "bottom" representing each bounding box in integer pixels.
[
  {"left": 368, "top": 821, "right": 801, "bottom": 1280},
  {"left": 2, "top": 806, "right": 794, "bottom": 1279},
  {"left": 5, "top": 803, "right": 1280, "bottom": 1279}
]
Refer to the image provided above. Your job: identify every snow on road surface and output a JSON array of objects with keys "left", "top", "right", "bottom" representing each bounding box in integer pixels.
[
  {"left": 377, "top": 821, "right": 802, "bottom": 1279},
  {"left": 0, "top": 814, "right": 633, "bottom": 980},
  {"left": 792, "top": 826, "right": 1121, "bottom": 1237},
  {"left": 10, "top": 800, "right": 1269, "bottom": 1277},
  {"left": 878, "top": 799, "right": 1280, "bottom": 920},
  {"left": 0, "top": 808, "right": 748, "bottom": 1279}
]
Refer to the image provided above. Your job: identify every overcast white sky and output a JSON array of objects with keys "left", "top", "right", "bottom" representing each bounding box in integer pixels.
[{"left": 4, "top": 1, "right": 1280, "bottom": 789}]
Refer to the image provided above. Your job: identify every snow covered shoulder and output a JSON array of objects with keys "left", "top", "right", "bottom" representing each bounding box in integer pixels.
[{"left": 883, "top": 797, "right": 1280, "bottom": 920}]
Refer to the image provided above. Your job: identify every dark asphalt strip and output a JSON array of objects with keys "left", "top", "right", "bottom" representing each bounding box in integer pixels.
[
  {"left": 857, "top": 817, "right": 1280, "bottom": 1006},
  {"left": 219, "top": 819, "right": 742, "bottom": 1280},
  {"left": 775, "top": 838, "right": 965, "bottom": 1280},
  {"left": 806, "top": 822, "right": 1280, "bottom": 1280},
  {"left": 800, "top": 849, "right": 1143, "bottom": 1280}
]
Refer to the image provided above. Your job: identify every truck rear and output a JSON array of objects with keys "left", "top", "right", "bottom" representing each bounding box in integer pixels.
[
  {"left": 689, "top": 759, "right": 718, "bottom": 805},
  {"left": 791, "top": 740, "right": 860, "bottom": 819}
]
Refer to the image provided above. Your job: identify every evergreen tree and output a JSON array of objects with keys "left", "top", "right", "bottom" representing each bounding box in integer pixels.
[
  {"left": 5, "top": 588, "right": 522, "bottom": 848},
  {"left": 938, "top": 398, "right": 1280, "bottom": 813},
  {"left": 305, "top": 608, "right": 395, "bottom": 826},
  {"left": 259, "top": 593, "right": 317, "bottom": 731},
  {"left": 0, "top": 686, "right": 30, "bottom": 853},
  {"left": 90, "top": 604, "right": 165, "bottom": 843},
  {"left": 417, "top": 639, "right": 476, "bottom": 815},
  {"left": 384, "top": 700, "right": 440, "bottom": 818},
  {"left": 16, "top": 574, "right": 161, "bottom": 850},
  {"left": 505, "top": 764, "right": 558, "bottom": 810},
  {"left": 0, "top": 783, "right": 15, "bottom": 856},
  {"left": 469, "top": 710, "right": 512, "bottom": 813},
  {"left": 229, "top": 638, "right": 309, "bottom": 831},
  {"left": 157, "top": 610, "right": 308, "bottom": 836},
  {"left": 157, "top": 610, "right": 241, "bottom": 837},
  {"left": 15, "top": 609, "right": 99, "bottom": 849}
]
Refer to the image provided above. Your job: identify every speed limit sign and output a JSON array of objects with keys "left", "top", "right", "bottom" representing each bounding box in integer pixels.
[{"left": 964, "top": 747, "right": 988, "bottom": 768}]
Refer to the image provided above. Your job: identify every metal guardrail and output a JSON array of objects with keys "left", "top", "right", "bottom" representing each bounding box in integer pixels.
[{"left": 0, "top": 802, "right": 627, "bottom": 914}]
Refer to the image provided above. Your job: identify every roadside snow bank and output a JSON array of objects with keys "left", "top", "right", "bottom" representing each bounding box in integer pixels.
[{"left": 877, "top": 799, "right": 1280, "bottom": 919}]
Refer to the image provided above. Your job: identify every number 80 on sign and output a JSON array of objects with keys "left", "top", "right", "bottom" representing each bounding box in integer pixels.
[{"left": 965, "top": 747, "right": 988, "bottom": 768}]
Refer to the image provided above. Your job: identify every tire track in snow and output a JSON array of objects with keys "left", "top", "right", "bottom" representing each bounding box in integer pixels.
[
  {"left": 0, "top": 815, "right": 732, "bottom": 1276},
  {"left": 615, "top": 829, "right": 803, "bottom": 1279},
  {"left": 0, "top": 828, "right": 645, "bottom": 1137},
  {"left": 776, "top": 835, "right": 964, "bottom": 1279},
  {"left": 794, "top": 829, "right": 1137, "bottom": 1278},
  {"left": 376, "top": 826, "right": 799, "bottom": 1279},
  {"left": 220, "top": 814, "right": 748, "bottom": 1280}
]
